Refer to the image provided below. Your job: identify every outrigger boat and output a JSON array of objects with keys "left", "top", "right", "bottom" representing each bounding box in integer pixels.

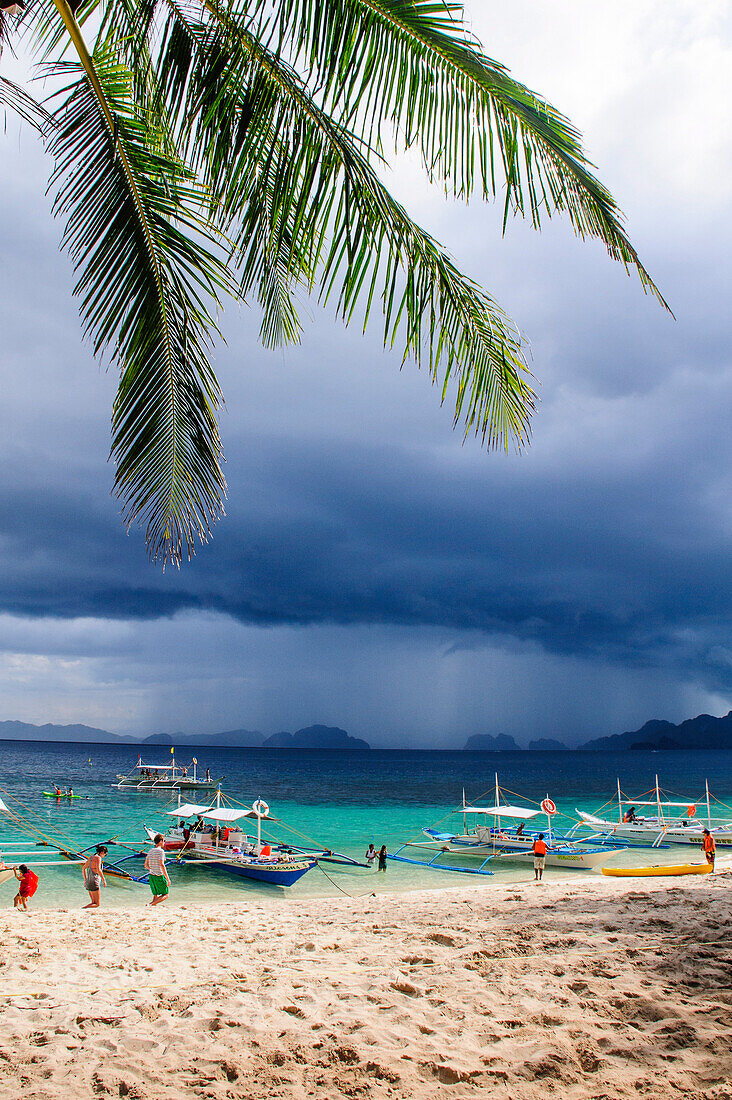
[
  {"left": 0, "top": 794, "right": 148, "bottom": 885},
  {"left": 391, "top": 779, "right": 624, "bottom": 876},
  {"left": 144, "top": 793, "right": 320, "bottom": 887},
  {"left": 571, "top": 777, "right": 732, "bottom": 848},
  {"left": 114, "top": 756, "right": 222, "bottom": 792}
]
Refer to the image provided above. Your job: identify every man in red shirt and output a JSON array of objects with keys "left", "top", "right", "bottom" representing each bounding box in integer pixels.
[
  {"left": 532, "top": 834, "right": 548, "bottom": 882},
  {"left": 702, "top": 829, "right": 716, "bottom": 867},
  {"left": 13, "top": 865, "right": 39, "bottom": 910}
]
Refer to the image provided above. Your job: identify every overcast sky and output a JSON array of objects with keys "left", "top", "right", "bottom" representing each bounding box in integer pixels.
[{"left": 1, "top": 1, "right": 731, "bottom": 747}]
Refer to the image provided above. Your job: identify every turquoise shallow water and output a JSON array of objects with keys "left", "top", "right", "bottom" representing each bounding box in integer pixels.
[{"left": 2, "top": 741, "right": 732, "bottom": 908}]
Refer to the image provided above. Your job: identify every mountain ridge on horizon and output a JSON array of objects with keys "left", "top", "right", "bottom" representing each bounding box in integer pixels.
[
  {"left": 0, "top": 720, "right": 370, "bottom": 751},
  {"left": 3, "top": 711, "right": 732, "bottom": 750}
]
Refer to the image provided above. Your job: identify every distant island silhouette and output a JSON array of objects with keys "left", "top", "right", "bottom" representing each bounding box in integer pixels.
[
  {"left": 0, "top": 720, "right": 370, "bottom": 750},
  {"left": 3, "top": 712, "right": 732, "bottom": 751}
]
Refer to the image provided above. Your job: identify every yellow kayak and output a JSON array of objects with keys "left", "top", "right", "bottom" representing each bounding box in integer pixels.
[{"left": 602, "top": 863, "right": 712, "bottom": 878}]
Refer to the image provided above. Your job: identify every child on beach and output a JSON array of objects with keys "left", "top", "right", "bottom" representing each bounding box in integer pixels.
[
  {"left": 82, "top": 845, "right": 108, "bottom": 909},
  {"left": 145, "top": 835, "right": 171, "bottom": 906},
  {"left": 13, "top": 865, "right": 39, "bottom": 909}
]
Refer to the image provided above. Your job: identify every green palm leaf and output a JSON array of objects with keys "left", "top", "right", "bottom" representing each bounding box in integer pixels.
[
  {"left": 0, "top": 74, "right": 52, "bottom": 130},
  {"left": 2, "top": 0, "right": 668, "bottom": 562},
  {"left": 243, "top": 0, "right": 669, "bottom": 307},
  {"left": 46, "top": 43, "right": 232, "bottom": 563},
  {"left": 146, "top": 5, "right": 535, "bottom": 446}
]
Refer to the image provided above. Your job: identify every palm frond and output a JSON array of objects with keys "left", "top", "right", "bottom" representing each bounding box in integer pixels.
[
  {"left": 0, "top": 73, "right": 52, "bottom": 129},
  {"left": 241, "top": 0, "right": 669, "bottom": 309},
  {"left": 45, "top": 42, "right": 232, "bottom": 564},
  {"left": 152, "top": 5, "right": 535, "bottom": 447}
]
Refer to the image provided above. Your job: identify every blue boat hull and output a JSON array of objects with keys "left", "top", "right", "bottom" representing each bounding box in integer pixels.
[{"left": 208, "top": 859, "right": 316, "bottom": 887}]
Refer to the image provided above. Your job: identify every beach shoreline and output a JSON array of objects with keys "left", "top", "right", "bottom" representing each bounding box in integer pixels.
[{"left": 1, "top": 872, "right": 730, "bottom": 1098}]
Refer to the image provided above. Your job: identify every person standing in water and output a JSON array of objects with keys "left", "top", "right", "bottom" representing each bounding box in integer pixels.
[
  {"left": 702, "top": 829, "right": 716, "bottom": 867},
  {"left": 365, "top": 843, "right": 377, "bottom": 868},
  {"left": 82, "top": 845, "right": 107, "bottom": 908},
  {"left": 13, "top": 865, "right": 39, "bottom": 909},
  {"left": 532, "top": 833, "right": 548, "bottom": 882},
  {"left": 377, "top": 845, "right": 387, "bottom": 872},
  {"left": 145, "top": 835, "right": 171, "bottom": 906}
]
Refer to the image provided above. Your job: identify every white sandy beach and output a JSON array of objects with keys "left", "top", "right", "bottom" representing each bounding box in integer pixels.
[{"left": 0, "top": 872, "right": 731, "bottom": 1099}]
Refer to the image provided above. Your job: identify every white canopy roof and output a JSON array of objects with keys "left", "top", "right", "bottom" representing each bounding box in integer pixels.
[
  {"left": 137, "top": 764, "right": 175, "bottom": 771},
  {"left": 0, "top": 796, "right": 10, "bottom": 814},
  {"left": 165, "top": 803, "right": 212, "bottom": 817},
  {"left": 201, "top": 807, "right": 251, "bottom": 823},
  {"left": 461, "top": 805, "right": 540, "bottom": 820},
  {"left": 627, "top": 800, "right": 697, "bottom": 808}
]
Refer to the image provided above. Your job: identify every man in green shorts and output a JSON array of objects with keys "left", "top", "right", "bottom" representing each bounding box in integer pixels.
[{"left": 144, "top": 834, "right": 171, "bottom": 906}]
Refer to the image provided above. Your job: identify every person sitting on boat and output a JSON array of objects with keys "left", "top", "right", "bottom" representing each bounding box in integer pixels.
[
  {"left": 68, "top": 788, "right": 73, "bottom": 799},
  {"left": 182, "top": 825, "right": 191, "bottom": 843},
  {"left": 625, "top": 806, "right": 637, "bottom": 823},
  {"left": 54, "top": 785, "right": 62, "bottom": 796},
  {"left": 515, "top": 822, "right": 525, "bottom": 837},
  {"left": 702, "top": 829, "right": 716, "bottom": 867},
  {"left": 193, "top": 815, "right": 204, "bottom": 832},
  {"left": 532, "top": 834, "right": 548, "bottom": 882}
]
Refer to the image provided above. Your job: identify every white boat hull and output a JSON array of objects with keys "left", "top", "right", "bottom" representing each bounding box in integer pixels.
[
  {"left": 576, "top": 811, "right": 732, "bottom": 846},
  {"left": 115, "top": 778, "right": 219, "bottom": 791},
  {"left": 428, "top": 827, "right": 618, "bottom": 870}
]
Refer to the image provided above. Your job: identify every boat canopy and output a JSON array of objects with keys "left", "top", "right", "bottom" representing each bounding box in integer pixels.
[
  {"left": 137, "top": 763, "right": 176, "bottom": 771},
  {"left": 165, "top": 803, "right": 212, "bottom": 816},
  {"left": 461, "top": 805, "right": 540, "bottom": 820},
  {"left": 202, "top": 807, "right": 251, "bottom": 823},
  {"left": 626, "top": 800, "right": 697, "bottom": 808},
  {"left": 0, "top": 796, "right": 10, "bottom": 814}
]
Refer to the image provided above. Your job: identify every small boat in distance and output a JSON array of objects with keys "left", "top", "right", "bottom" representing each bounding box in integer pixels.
[
  {"left": 42, "top": 789, "right": 89, "bottom": 800},
  {"left": 572, "top": 777, "right": 732, "bottom": 847},
  {"left": 114, "top": 756, "right": 223, "bottom": 792}
]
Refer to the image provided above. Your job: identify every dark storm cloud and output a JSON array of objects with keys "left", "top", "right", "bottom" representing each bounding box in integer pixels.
[
  {"left": 2, "top": 374, "right": 732, "bottom": 700},
  {"left": 2, "top": 17, "right": 732, "bottom": 712}
]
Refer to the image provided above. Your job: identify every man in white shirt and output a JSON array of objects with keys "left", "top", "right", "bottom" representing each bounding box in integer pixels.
[{"left": 145, "top": 834, "right": 171, "bottom": 906}]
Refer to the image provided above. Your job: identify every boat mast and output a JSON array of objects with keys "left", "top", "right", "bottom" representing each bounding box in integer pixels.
[
  {"left": 462, "top": 788, "right": 466, "bottom": 835},
  {"left": 617, "top": 778, "right": 622, "bottom": 823},
  {"left": 706, "top": 779, "right": 712, "bottom": 829},
  {"left": 655, "top": 775, "right": 662, "bottom": 824},
  {"left": 545, "top": 793, "right": 553, "bottom": 843}
]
